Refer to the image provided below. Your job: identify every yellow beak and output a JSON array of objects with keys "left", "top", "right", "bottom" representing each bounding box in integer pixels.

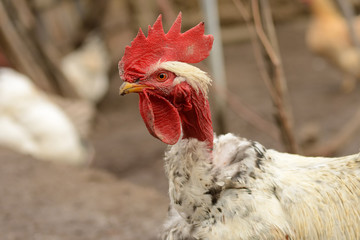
[{"left": 119, "top": 82, "right": 153, "bottom": 95}]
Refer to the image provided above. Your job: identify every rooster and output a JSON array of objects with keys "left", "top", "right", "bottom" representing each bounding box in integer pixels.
[
  {"left": 305, "top": 0, "right": 360, "bottom": 92},
  {"left": 119, "top": 13, "right": 360, "bottom": 239}
]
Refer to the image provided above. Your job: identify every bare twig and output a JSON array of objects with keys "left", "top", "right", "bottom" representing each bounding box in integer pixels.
[
  {"left": 251, "top": 0, "right": 298, "bottom": 153},
  {"left": 213, "top": 84, "right": 279, "bottom": 141},
  {"left": 231, "top": 0, "right": 278, "bottom": 101},
  {"left": 306, "top": 108, "right": 360, "bottom": 156},
  {"left": 232, "top": 0, "right": 298, "bottom": 152},
  {"left": 0, "top": 0, "right": 78, "bottom": 98},
  {"left": 156, "top": 0, "right": 177, "bottom": 27},
  {"left": 0, "top": 0, "right": 54, "bottom": 93},
  {"left": 231, "top": 0, "right": 298, "bottom": 152},
  {"left": 232, "top": 0, "right": 251, "bottom": 22},
  {"left": 303, "top": 0, "right": 360, "bottom": 155},
  {"left": 233, "top": 0, "right": 360, "bottom": 155},
  {"left": 251, "top": 2, "right": 280, "bottom": 66}
]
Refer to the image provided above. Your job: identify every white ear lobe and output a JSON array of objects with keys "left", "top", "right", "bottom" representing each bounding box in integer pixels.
[{"left": 173, "top": 76, "right": 186, "bottom": 86}]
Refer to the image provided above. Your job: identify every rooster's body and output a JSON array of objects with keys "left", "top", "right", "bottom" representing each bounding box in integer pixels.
[
  {"left": 119, "top": 14, "right": 360, "bottom": 239},
  {"left": 162, "top": 135, "right": 360, "bottom": 239}
]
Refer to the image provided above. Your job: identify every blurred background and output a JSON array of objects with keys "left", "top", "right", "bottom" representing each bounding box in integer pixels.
[{"left": 1, "top": 0, "right": 360, "bottom": 239}]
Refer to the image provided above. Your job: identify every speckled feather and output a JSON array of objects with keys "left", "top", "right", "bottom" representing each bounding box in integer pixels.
[{"left": 162, "top": 134, "right": 360, "bottom": 240}]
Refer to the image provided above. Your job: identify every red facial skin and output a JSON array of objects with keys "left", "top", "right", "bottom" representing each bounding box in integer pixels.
[
  {"left": 119, "top": 13, "right": 214, "bottom": 149},
  {"left": 135, "top": 69, "right": 213, "bottom": 149},
  {"left": 119, "top": 13, "right": 213, "bottom": 85}
]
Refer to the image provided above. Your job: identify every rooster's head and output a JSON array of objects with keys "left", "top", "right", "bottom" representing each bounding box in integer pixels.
[{"left": 119, "top": 13, "right": 214, "bottom": 148}]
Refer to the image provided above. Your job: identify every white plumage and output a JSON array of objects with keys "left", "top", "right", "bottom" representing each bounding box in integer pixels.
[
  {"left": 0, "top": 67, "right": 90, "bottom": 165},
  {"left": 162, "top": 133, "right": 360, "bottom": 239}
]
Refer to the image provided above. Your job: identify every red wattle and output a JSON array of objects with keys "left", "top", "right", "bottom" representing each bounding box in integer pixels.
[
  {"left": 172, "top": 82, "right": 214, "bottom": 149},
  {"left": 139, "top": 91, "right": 182, "bottom": 145}
]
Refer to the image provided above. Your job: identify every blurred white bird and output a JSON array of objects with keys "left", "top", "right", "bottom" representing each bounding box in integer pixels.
[
  {"left": 61, "top": 33, "right": 110, "bottom": 103},
  {"left": 0, "top": 67, "right": 91, "bottom": 165}
]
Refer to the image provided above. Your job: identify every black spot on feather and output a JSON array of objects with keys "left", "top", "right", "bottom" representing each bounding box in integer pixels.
[
  {"left": 175, "top": 198, "right": 182, "bottom": 206},
  {"left": 252, "top": 141, "right": 265, "bottom": 158},
  {"left": 255, "top": 147, "right": 264, "bottom": 159},
  {"left": 184, "top": 173, "right": 190, "bottom": 181},
  {"left": 256, "top": 158, "right": 262, "bottom": 168},
  {"left": 205, "top": 186, "right": 222, "bottom": 205},
  {"left": 273, "top": 186, "right": 280, "bottom": 201},
  {"left": 231, "top": 171, "right": 246, "bottom": 181}
]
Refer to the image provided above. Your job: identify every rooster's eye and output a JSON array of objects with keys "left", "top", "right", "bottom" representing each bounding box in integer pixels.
[{"left": 156, "top": 72, "right": 168, "bottom": 82}]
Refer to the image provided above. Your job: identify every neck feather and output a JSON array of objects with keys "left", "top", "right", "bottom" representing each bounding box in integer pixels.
[
  {"left": 179, "top": 89, "right": 213, "bottom": 149},
  {"left": 158, "top": 61, "right": 212, "bottom": 97}
]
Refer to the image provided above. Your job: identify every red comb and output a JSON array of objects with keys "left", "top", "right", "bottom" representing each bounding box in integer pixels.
[{"left": 119, "top": 12, "right": 214, "bottom": 82}]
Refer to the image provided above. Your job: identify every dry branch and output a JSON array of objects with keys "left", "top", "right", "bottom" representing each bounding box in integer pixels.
[
  {"left": 306, "top": 0, "right": 360, "bottom": 156},
  {"left": 213, "top": 84, "right": 279, "bottom": 141},
  {"left": 231, "top": 0, "right": 278, "bottom": 105},
  {"left": 306, "top": 108, "right": 360, "bottom": 156},
  {"left": 232, "top": 0, "right": 298, "bottom": 152},
  {"left": 251, "top": 0, "right": 298, "bottom": 153},
  {"left": 0, "top": 0, "right": 78, "bottom": 98},
  {"left": 156, "top": 0, "right": 177, "bottom": 27},
  {"left": 232, "top": 0, "right": 360, "bottom": 155}
]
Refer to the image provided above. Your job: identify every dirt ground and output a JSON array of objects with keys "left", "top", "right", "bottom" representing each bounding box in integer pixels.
[{"left": 1, "top": 18, "right": 360, "bottom": 240}]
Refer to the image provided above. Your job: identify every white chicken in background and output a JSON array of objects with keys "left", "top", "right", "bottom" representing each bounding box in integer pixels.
[
  {"left": 61, "top": 33, "right": 110, "bottom": 103},
  {"left": 0, "top": 67, "right": 91, "bottom": 165}
]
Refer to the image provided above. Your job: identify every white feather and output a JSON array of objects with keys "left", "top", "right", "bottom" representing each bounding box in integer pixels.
[{"left": 162, "top": 133, "right": 360, "bottom": 239}]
